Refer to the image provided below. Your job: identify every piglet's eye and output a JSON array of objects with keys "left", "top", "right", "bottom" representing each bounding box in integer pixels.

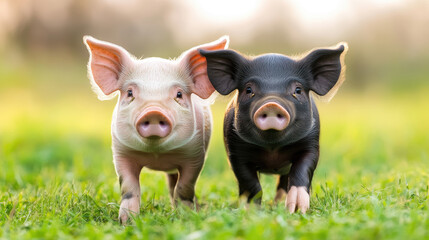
[
  {"left": 127, "top": 89, "right": 133, "bottom": 97},
  {"left": 294, "top": 87, "right": 302, "bottom": 95},
  {"left": 176, "top": 91, "right": 183, "bottom": 99},
  {"left": 246, "top": 87, "right": 253, "bottom": 94}
]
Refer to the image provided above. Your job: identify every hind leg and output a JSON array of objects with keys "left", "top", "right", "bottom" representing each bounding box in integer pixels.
[
  {"left": 174, "top": 164, "right": 203, "bottom": 209},
  {"left": 166, "top": 173, "right": 179, "bottom": 204},
  {"left": 274, "top": 174, "right": 288, "bottom": 203}
]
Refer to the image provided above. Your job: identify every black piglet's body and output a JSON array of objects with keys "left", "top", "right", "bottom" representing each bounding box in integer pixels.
[{"left": 223, "top": 98, "right": 320, "bottom": 201}]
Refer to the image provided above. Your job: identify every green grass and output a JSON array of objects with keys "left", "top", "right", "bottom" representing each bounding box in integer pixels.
[{"left": 1, "top": 65, "right": 429, "bottom": 239}]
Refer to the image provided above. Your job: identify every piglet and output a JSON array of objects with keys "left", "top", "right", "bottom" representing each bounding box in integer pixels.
[
  {"left": 83, "top": 35, "right": 229, "bottom": 223},
  {"left": 200, "top": 43, "right": 347, "bottom": 213}
]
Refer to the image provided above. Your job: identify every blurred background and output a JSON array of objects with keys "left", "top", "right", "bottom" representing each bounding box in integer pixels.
[{"left": 1, "top": 0, "right": 428, "bottom": 195}]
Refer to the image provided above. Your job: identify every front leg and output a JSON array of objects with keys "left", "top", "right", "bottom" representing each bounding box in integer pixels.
[
  {"left": 115, "top": 157, "right": 143, "bottom": 224},
  {"left": 230, "top": 158, "right": 262, "bottom": 204},
  {"left": 174, "top": 162, "right": 203, "bottom": 209},
  {"left": 286, "top": 151, "right": 318, "bottom": 213}
]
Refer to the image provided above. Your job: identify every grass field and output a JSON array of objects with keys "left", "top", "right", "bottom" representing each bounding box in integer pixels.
[{"left": 1, "top": 57, "right": 429, "bottom": 239}]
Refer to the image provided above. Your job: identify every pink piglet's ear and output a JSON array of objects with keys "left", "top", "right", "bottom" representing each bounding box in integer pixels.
[
  {"left": 83, "top": 36, "right": 133, "bottom": 98},
  {"left": 179, "top": 36, "right": 230, "bottom": 99}
]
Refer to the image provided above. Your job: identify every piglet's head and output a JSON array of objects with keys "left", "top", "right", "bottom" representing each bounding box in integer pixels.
[
  {"left": 84, "top": 36, "right": 229, "bottom": 152},
  {"left": 200, "top": 43, "right": 347, "bottom": 146}
]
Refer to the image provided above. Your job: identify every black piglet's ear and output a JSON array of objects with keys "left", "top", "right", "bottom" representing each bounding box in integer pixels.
[
  {"left": 300, "top": 43, "right": 348, "bottom": 97},
  {"left": 198, "top": 49, "right": 246, "bottom": 95}
]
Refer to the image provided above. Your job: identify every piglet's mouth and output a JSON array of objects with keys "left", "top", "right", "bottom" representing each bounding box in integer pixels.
[
  {"left": 253, "top": 102, "right": 290, "bottom": 131},
  {"left": 135, "top": 107, "right": 173, "bottom": 139}
]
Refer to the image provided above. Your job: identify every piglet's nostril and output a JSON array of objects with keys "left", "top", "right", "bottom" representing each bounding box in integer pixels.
[
  {"left": 143, "top": 121, "right": 150, "bottom": 126},
  {"left": 159, "top": 121, "right": 165, "bottom": 126},
  {"left": 262, "top": 114, "right": 267, "bottom": 119},
  {"left": 277, "top": 114, "right": 283, "bottom": 119}
]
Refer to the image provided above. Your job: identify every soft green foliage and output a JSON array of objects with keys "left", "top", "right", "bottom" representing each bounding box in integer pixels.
[{"left": 1, "top": 61, "right": 429, "bottom": 239}]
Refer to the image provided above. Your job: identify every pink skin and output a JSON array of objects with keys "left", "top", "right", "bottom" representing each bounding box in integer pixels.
[
  {"left": 273, "top": 186, "right": 310, "bottom": 213},
  {"left": 84, "top": 35, "right": 229, "bottom": 224},
  {"left": 136, "top": 107, "right": 173, "bottom": 138},
  {"left": 114, "top": 103, "right": 209, "bottom": 223},
  {"left": 286, "top": 186, "right": 310, "bottom": 213},
  {"left": 253, "top": 102, "right": 290, "bottom": 131}
]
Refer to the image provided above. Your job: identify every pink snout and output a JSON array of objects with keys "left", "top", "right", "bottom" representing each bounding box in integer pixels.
[
  {"left": 136, "top": 107, "right": 172, "bottom": 138},
  {"left": 253, "top": 102, "right": 290, "bottom": 131}
]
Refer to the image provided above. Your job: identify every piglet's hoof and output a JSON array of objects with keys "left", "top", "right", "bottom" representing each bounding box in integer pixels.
[
  {"left": 181, "top": 200, "right": 194, "bottom": 208},
  {"left": 119, "top": 199, "right": 139, "bottom": 225},
  {"left": 286, "top": 186, "right": 309, "bottom": 213},
  {"left": 176, "top": 198, "right": 200, "bottom": 211},
  {"left": 274, "top": 188, "right": 287, "bottom": 203}
]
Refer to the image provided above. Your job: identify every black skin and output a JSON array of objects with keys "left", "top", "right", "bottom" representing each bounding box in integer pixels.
[{"left": 200, "top": 45, "right": 346, "bottom": 203}]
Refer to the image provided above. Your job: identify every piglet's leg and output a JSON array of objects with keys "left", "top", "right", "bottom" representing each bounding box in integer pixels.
[
  {"left": 274, "top": 174, "right": 288, "bottom": 203},
  {"left": 286, "top": 152, "right": 318, "bottom": 213},
  {"left": 174, "top": 164, "right": 203, "bottom": 209},
  {"left": 115, "top": 158, "right": 143, "bottom": 224},
  {"left": 166, "top": 173, "right": 179, "bottom": 204},
  {"left": 230, "top": 159, "right": 262, "bottom": 204}
]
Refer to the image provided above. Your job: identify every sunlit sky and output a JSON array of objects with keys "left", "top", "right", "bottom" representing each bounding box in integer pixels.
[
  {"left": 188, "top": 0, "right": 264, "bottom": 24},
  {"left": 187, "top": 0, "right": 405, "bottom": 26},
  {"left": 0, "top": 0, "right": 412, "bottom": 49},
  {"left": 171, "top": 0, "right": 408, "bottom": 44}
]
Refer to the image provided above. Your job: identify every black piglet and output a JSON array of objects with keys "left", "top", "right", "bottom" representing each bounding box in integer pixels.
[{"left": 199, "top": 43, "right": 347, "bottom": 213}]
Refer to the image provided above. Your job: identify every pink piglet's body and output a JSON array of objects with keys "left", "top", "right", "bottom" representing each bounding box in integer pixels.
[{"left": 83, "top": 36, "right": 229, "bottom": 224}]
